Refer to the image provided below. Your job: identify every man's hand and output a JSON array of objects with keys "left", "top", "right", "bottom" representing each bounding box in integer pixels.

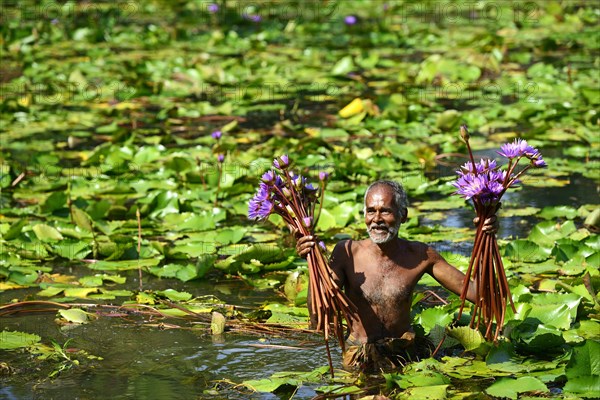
[
  {"left": 474, "top": 215, "right": 499, "bottom": 234},
  {"left": 296, "top": 235, "right": 316, "bottom": 258},
  {"left": 288, "top": 224, "right": 316, "bottom": 257}
]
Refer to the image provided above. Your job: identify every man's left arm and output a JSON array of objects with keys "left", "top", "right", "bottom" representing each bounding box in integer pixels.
[
  {"left": 427, "top": 248, "right": 477, "bottom": 303},
  {"left": 427, "top": 214, "right": 499, "bottom": 302}
]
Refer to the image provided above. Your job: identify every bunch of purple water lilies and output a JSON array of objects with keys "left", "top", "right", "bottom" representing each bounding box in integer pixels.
[
  {"left": 453, "top": 137, "right": 547, "bottom": 205},
  {"left": 247, "top": 156, "right": 356, "bottom": 376},
  {"left": 452, "top": 126, "right": 547, "bottom": 342}
]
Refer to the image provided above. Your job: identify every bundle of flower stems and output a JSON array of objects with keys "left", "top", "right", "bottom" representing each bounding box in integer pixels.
[
  {"left": 453, "top": 126, "right": 547, "bottom": 341},
  {"left": 248, "top": 155, "right": 358, "bottom": 374}
]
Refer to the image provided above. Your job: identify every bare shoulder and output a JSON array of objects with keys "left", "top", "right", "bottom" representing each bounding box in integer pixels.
[
  {"left": 398, "top": 238, "right": 428, "bottom": 253},
  {"left": 331, "top": 239, "right": 353, "bottom": 263},
  {"left": 399, "top": 239, "right": 444, "bottom": 262},
  {"left": 349, "top": 238, "right": 372, "bottom": 254}
]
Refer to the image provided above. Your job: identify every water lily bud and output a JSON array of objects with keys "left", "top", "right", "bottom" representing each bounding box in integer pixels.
[
  {"left": 282, "top": 187, "right": 292, "bottom": 199},
  {"left": 261, "top": 170, "right": 275, "bottom": 184},
  {"left": 531, "top": 155, "right": 547, "bottom": 168},
  {"left": 319, "top": 171, "right": 329, "bottom": 181},
  {"left": 217, "top": 153, "right": 225, "bottom": 163},
  {"left": 211, "top": 130, "right": 222, "bottom": 140},
  {"left": 302, "top": 216, "right": 313, "bottom": 228},
  {"left": 292, "top": 175, "right": 303, "bottom": 189},
  {"left": 460, "top": 124, "right": 470, "bottom": 141},
  {"left": 273, "top": 154, "right": 289, "bottom": 169},
  {"left": 285, "top": 205, "right": 295, "bottom": 218}
]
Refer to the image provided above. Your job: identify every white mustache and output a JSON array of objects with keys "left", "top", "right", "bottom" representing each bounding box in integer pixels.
[{"left": 369, "top": 224, "right": 389, "bottom": 231}]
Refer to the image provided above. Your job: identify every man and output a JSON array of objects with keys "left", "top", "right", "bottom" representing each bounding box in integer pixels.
[{"left": 296, "top": 180, "right": 493, "bottom": 371}]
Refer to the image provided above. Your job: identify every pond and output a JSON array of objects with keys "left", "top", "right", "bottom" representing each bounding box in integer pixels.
[{"left": 1, "top": 1, "right": 599, "bottom": 399}]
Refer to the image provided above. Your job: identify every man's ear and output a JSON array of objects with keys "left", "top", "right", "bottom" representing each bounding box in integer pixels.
[{"left": 400, "top": 207, "right": 408, "bottom": 223}]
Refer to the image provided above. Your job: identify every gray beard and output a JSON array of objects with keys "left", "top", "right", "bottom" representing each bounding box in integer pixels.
[{"left": 367, "top": 221, "right": 401, "bottom": 244}]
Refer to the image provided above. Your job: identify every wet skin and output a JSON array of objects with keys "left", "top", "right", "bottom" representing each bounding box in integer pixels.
[{"left": 298, "top": 185, "right": 477, "bottom": 343}]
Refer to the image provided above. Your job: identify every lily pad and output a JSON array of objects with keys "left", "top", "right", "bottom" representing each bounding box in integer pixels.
[
  {"left": 485, "top": 376, "right": 549, "bottom": 399},
  {"left": 0, "top": 330, "right": 41, "bottom": 350}
]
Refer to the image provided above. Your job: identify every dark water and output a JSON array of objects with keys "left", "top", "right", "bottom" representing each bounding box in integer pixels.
[{"left": 0, "top": 278, "right": 337, "bottom": 400}]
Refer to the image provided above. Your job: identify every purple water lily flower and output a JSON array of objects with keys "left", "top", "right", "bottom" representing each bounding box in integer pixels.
[
  {"left": 207, "top": 3, "right": 219, "bottom": 13},
  {"left": 344, "top": 15, "right": 357, "bottom": 25},
  {"left": 453, "top": 173, "right": 482, "bottom": 200},
  {"left": 319, "top": 171, "right": 329, "bottom": 181},
  {"left": 274, "top": 174, "right": 284, "bottom": 188},
  {"left": 248, "top": 183, "right": 273, "bottom": 220},
  {"left": 459, "top": 159, "right": 497, "bottom": 174},
  {"left": 244, "top": 14, "right": 262, "bottom": 22},
  {"left": 248, "top": 197, "right": 273, "bottom": 220},
  {"left": 211, "top": 130, "right": 222, "bottom": 140},
  {"left": 497, "top": 138, "right": 533, "bottom": 159},
  {"left": 454, "top": 166, "right": 507, "bottom": 204},
  {"left": 217, "top": 153, "right": 225, "bottom": 163},
  {"left": 304, "top": 183, "right": 318, "bottom": 191}
]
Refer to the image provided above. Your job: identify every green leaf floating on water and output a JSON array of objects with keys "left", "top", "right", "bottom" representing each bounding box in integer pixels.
[
  {"left": 243, "top": 377, "right": 300, "bottom": 393},
  {"left": 528, "top": 220, "right": 578, "bottom": 247},
  {"left": 331, "top": 55, "right": 355, "bottom": 76},
  {"left": 87, "top": 258, "right": 162, "bottom": 271},
  {"left": 51, "top": 240, "right": 91, "bottom": 260},
  {"left": 148, "top": 256, "right": 216, "bottom": 281},
  {"left": 71, "top": 206, "right": 94, "bottom": 232},
  {"left": 397, "top": 385, "right": 448, "bottom": 400},
  {"left": 446, "top": 326, "right": 486, "bottom": 352},
  {"left": 564, "top": 340, "right": 600, "bottom": 398},
  {"left": 509, "top": 318, "right": 566, "bottom": 356},
  {"left": 32, "top": 224, "right": 64, "bottom": 242},
  {"left": 385, "top": 370, "right": 450, "bottom": 390},
  {"left": 215, "top": 244, "right": 286, "bottom": 273},
  {"left": 3, "top": 219, "right": 27, "bottom": 240},
  {"left": 504, "top": 239, "right": 552, "bottom": 263},
  {"left": 538, "top": 205, "right": 579, "bottom": 220},
  {"left": 156, "top": 288, "right": 192, "bottom": 302},
  {"left": 415, "top": 306, "right": 453, "bottom": 335},
  {"left": 485, "top": 376, "right": 549, "bottom": 399},
  {"left": 0, "top": 330, "right": 41, "bottom": 350},
  {"left": 263, "top": 303, "right": 309, "bottom": 326},
  {"left": 58, "top": 309, "right": 91, "bottom": 324},
  {"left": 316, "top": 208, "right": 337, "bottom": 231},
  {"left": 242, "top": 367, "right": 335, "bottom": 393}
]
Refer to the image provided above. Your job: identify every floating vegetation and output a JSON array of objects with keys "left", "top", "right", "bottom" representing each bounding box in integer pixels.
[{"left": 0, "top": 0, "right": 598, "bottom": 398}]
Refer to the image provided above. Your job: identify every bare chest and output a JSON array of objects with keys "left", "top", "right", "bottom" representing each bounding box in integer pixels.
[{"left": 357, "top": 263, "right": 418, "bottom": 306}]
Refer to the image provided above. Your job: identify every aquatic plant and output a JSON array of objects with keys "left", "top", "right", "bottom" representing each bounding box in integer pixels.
[
  {"left": 453, "top": 126, "right": 547, "bottom": 341},
  {"left": 248, "top": 155, "right": 357, "bottom": 375}
]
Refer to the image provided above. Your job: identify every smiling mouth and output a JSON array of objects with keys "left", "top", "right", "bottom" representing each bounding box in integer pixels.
[{"left": 369, "top": 225, "right": 389, "bottom": 233}]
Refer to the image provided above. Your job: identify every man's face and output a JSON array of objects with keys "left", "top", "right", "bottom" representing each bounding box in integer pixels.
[{"left": 364, "top": 186, "right": 406, "bottom": 244}]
